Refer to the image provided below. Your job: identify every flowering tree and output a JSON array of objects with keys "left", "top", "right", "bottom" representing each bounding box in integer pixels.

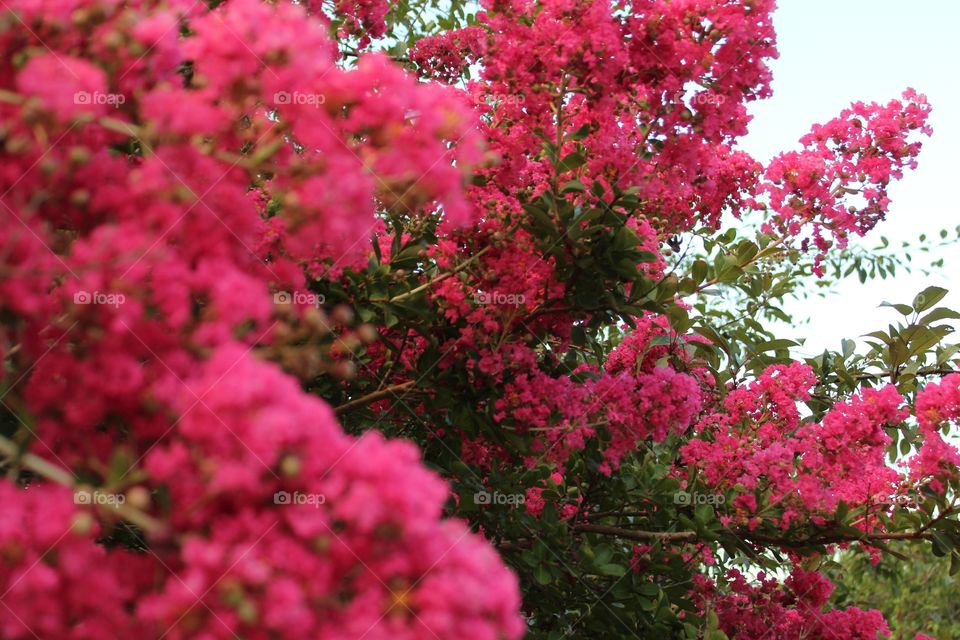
[{"left": 0, "top": 0, "right": 957, "bottom": 638}]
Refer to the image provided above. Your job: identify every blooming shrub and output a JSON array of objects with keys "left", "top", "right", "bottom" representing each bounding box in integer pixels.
[{"left": 0, "top": 0, "right": 957, "bottom": 638}]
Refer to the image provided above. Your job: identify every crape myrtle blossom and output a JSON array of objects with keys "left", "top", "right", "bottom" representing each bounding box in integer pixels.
[
  {"left": 1, "top": 0, "right": 518, "bottom": 637},
  {"left": 681, "top": 363, "right": 910, "bottom": 531},
  {"left": 763, "top": 90, "right": 932, "bottom": 274},
  {"left": 909, "top": 373, "right": 960, "bottom": 492},
  {"left": 693, "top": 568, "right": 891, "bottom": 640}
]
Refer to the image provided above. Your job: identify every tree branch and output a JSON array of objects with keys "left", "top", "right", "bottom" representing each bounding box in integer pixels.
[
  {"left": 369, "top": 245, "right": 492, "bottom": 304},
  {"left": 573, "top": 523, "right": 697, "bottom": 542},
  {"left": 572, "top": 523, "right": 934, "bottom": 547},
  {"left": 855, "top": 367, "right": 956, "bottom": 382},
  {"left": 333, "top": 380, "right": 417, "bottom": 415}
]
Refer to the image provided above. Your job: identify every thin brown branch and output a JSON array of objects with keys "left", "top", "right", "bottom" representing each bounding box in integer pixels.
[
  {"left": 370, "top": 245, "right": 492, "bottom": 304},
  {"left": 855, "top": 367, "right": 956, "bottom": 382},
  {"left": 572, "top": 523, "right": 935, "bottom": 547},
  {"left": 574, "top": 523, "right": 696, "bottom": 542},
  {"left": 333, "top": 380, "right": 417, "bottom": 415}
]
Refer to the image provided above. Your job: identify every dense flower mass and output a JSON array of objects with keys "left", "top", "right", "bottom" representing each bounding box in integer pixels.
[
  {"left": 0, "top": 0, "right": 517, "bottom": 637},
  {"left": 694, "top": 568, "right": 891, "bottom": 639},
  {"left": 472, "top": 0, "right": 778, "bottom": 233},
  {"left": 909, "top": 373, "right": 960, "bottom": 491},
  {"left": 0, "top": 484, "right": 145, "bottom": 638},
  {"left": 138, "top": 350, "right": 523, "bottom": 639},
  {"left": 763, "top": 90, "right": 933, "bottom": 273},
  {"left": 682, "top": 363, "right": 911, "bottom": 530},
  {"left": 0, "top": 0, "right": 953, "bottom": 637},
  {"left": 490, "top": 315, "right": 706, "bottom": 474},
  {"left": 410, "top": 27, "right": 488, "bottom": 83}
]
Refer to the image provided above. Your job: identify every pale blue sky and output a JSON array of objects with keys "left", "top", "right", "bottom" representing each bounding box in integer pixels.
[{"left": 738, "top": 0, "right": 960, "bottom": 354}]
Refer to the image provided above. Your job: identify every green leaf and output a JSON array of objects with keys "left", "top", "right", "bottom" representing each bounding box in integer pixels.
[
  {"left": 752, "top": 339, "right": 797, "bottom": 353},
  {"left": 597, "top": 563, "right": 626, "bottom": 577},
  {"left": 880, "top": 301, "right": 913, "bottom": 316},
  {"left": 914, "top": 286, "right": 949, "bottom": 312},
  {"left": 920, "top": 307, "right": 960, "bottom": 326},
  {"left": 841, "top": 339, "right": 856, "bottom": 358},
  {"left": 931, "top": 530, "right": 951, "bottom": 557},
  {"left": 523, "top": 203, "right": 558, "bottom": 239},
  {"left": 534, "top": 564, "right": 552, "bottom": 585},
  {"left": 556, "top": 152, "right": 586, "bottom": 173},
  {"left": 593, "top": 545, "right": 613, "bottom": 566},
  {"left": 691, "top": 259, "right": 709, "bottom": 283},
  {"left": 706, "top": 610, "right": 720, "bottom": 630},
  {"left": 694, "top": 503, "right": 715, "bottom": 524},
  {"left": 834, "top": 501, "right": 849, "bottom": 522},
  {"left": 565, "top": 124, "right": 591, "bottom": 141}
]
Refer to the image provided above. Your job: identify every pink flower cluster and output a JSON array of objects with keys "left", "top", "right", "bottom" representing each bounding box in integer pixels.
[
  {"left": 682, "top": 363, "right": 908, "bottom": 529},
  {"left": 493, "top": 316, "right": 704, "bottom": 475},
  {"left": 410, "top": 27, "right": 488, "bottom": 83},
  {"left": 909, "top": 373, "right": 960, "bottom": 492},
  {"left": 332, "top": 0, "right": 390, "bottom": 45},
  {"left": 695, "top": 568, "right": 890, "bottom": 639},
  {"left": 137, "top": 350, "right": 523, "bottom": 639},
  {"left": 425, "top": 228, "right": 571, "bottom": 382},
  {"left": 474, "top": 0, "right": 776, "bottom": 232},
  {"left": 0, "top": 484, "right": 147, "bottom": 638},
  {"left": 0, "top": 0, "right": 522, "bottom": 637},
  {"left": 764, "top": 90, "right": 932, "bottom": 273}
]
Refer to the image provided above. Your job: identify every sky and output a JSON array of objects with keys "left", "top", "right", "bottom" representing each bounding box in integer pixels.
[{"left": 738, "top": 0, "right": 960, "bottom": 356}]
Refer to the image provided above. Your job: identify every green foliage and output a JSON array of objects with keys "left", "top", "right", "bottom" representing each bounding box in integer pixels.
[{"left": 824, "top": 226, "right": 960, "bottom": 286}]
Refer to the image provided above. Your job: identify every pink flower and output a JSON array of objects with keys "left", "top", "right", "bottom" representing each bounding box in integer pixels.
[
  {"left": 16, "top": 54, "right": 110, "bottom": 121},
  {"left": 763, "top": 90, "right": 932, "bottom": 270}
]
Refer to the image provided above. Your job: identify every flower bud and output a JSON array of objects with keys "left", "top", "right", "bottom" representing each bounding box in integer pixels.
[{"left": 126, "top": 486, "right": 151, "bottom": 510}]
